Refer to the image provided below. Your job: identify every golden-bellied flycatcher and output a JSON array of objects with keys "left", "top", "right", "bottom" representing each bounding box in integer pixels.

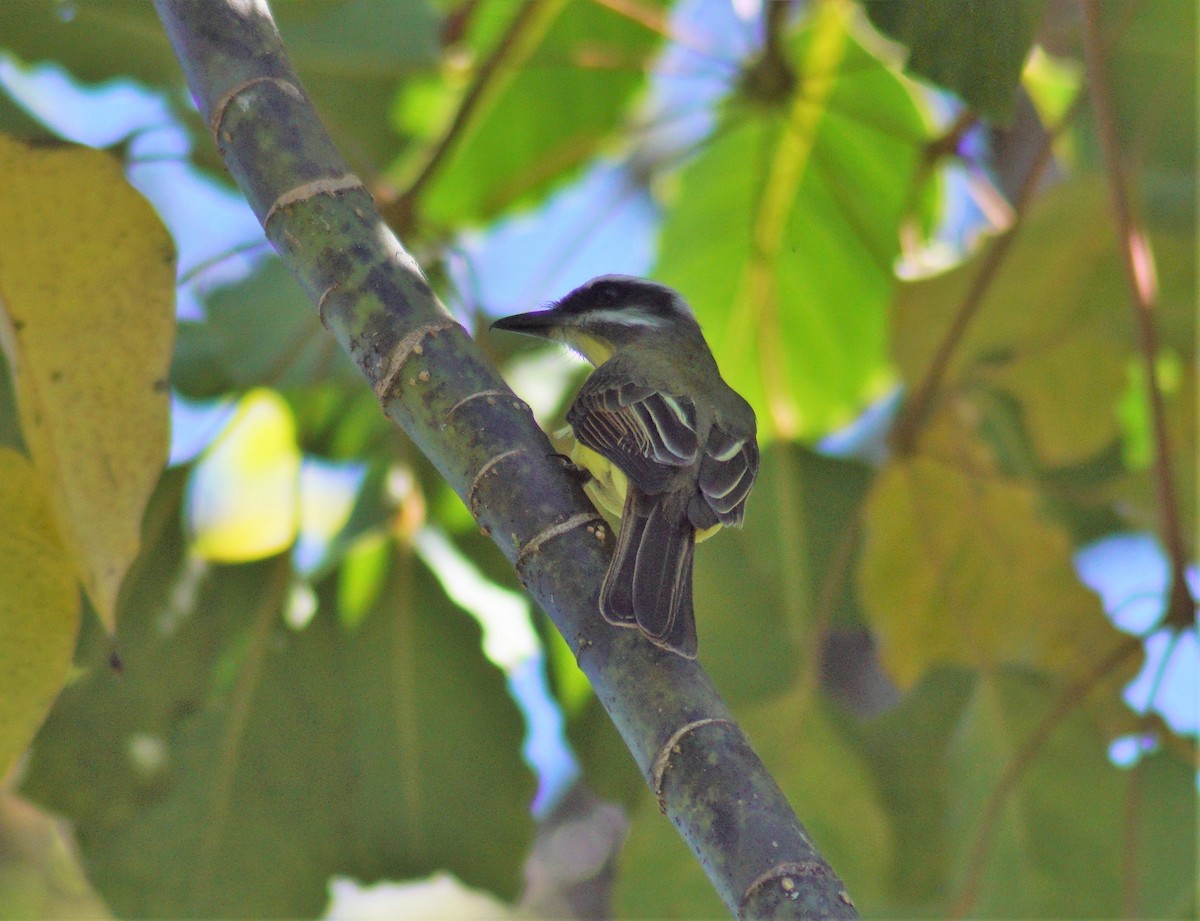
[{"left": 492, "top": 275, "right": 758, "bottom": 658}]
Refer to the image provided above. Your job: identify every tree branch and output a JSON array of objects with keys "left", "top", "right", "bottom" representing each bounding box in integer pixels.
[
  {"left": 153, "top": 1, "right": 856, "bottom": 916},
  {"left": 1080, "top": 0, "right": 1194, "bottom": 629}
]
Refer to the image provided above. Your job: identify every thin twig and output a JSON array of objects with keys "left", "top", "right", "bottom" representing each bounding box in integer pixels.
[
  {"left": 890, "top": 93, "right": 1083, "bottom": 455},
  {"left": 948, "top": 637, "right": 1142, "bottom": 919},
  {"left": 400, "top": 1, "right": 548, "bottom": 210},
  {"left": 1080, "top": 0, "right": 1194, "bottom": 629}
]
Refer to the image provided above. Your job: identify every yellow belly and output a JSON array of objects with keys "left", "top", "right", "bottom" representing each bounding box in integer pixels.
[{"left": 562, "top": 432, "right": 722, "bottom": 542}]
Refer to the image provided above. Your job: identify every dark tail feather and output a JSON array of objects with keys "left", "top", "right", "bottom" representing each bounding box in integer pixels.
[
  {"left": 600, "top": 489, "right": 697, "bottom": 658},
  {"left": 599, "top": 490, "right": 641, "bottom": 627}
]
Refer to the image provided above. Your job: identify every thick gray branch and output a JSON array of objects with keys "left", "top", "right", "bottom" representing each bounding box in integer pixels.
[{"left": 154, "top": 2, "right": 856, "bottom": 917}]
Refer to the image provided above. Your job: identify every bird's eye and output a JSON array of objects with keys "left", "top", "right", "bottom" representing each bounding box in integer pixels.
[{"left": 594, "top": 282, "right": 619, "bottom": 305}]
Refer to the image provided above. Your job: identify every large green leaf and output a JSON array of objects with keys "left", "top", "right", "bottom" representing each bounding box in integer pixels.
[
  {"left": 846, "top": 667, "right": 976, "bottom": 914},
  {"left": 23, "top": 478, "right": 533, "bottom": 917},
  {"left": 173, "top": 258, "right": 362, "bottom": 399},
  {"left": 892, "top": 178, "right": 1194, "bottom": 468},
  {"left": 1134, "top": 749, "right": 1199, "bottom": 918},
  {"left": 401, "top": 0, "right": 664, "bottom": 226},
  {"left": 694, "top": 445, "right": 872, "bottom": 704},
  {"left": 863, "top": 0, "right": 1044, "bottom": 124},
  {"left": 943, "top": 671, "right": 1123, "bottom": 917},
  {"left": 858, "top": 447, "right": 1128, "bottom": 691},
  {"left": 656, "top": 2, "right": 928, "bottom": 440}
]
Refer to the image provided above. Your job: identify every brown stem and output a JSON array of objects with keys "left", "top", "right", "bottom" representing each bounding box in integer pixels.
[
  {"left": 397, "top": 1, "right": 547, "bottom": 215},
  {"left": 1080, "top": 0, "right": 1194, "bottom": 629},
  {"left": 890, "top": 95, "right": 1078, "bottom": 455}
]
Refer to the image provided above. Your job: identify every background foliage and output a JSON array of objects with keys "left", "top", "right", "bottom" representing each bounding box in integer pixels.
[{"left": 0, "top": 0, "right": 1194, "bottom": 918}]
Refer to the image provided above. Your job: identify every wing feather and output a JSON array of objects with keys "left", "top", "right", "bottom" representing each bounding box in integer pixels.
[{"left": 567, "top": 366, "right": 699, "bottom": 495}]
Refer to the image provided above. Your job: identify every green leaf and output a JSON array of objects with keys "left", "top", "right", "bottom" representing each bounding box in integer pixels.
[
  {"left": 1134, "top": 749, "right": 1199, "bottom": 918},
  {"left": 891, "top": 178, "right": 1190, "bottom": 468},
  {"left": 0, "top": 1, "right": 439, "bottom": 175},
  {"left": 24, "top": 531, "right": 534, "bottom": 916},
  {"left": 657, "top": 2, "right": 928, "bottom": 439},
  {"left": 846, "top": 667, "right": 976, "bottom": 912},
  {"left": 173, "top": 258, "right": 361, "bottom": 399},
  {"left": 944, "top": 670, "right": 1124, "bottom": 917},
  {"left": 863, "top": 1, "right": 1044, "bottom": 124},
  {"left": 404, "top": 0, "right": 664, "bottom": 225},
  {"left": 695, "top": 445, "right": 872, "bottom": 705},
  {"left": 1078, "top": 0, "right": 1196, "bottom": 234},
  {"left": 858, "top": 451, "right": 1122, "bottom": 690}
]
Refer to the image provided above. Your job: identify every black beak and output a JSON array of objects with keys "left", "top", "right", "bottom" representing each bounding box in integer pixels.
[{"left": 490, "top": 308, "right": 560, "bottom": 338}]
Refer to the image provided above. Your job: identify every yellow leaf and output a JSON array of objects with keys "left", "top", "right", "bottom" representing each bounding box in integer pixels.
[
  {"left": 187, "top": 389, "right": 301, "bottom": 562},
  {"left": 859, "top": 453, "right": 1117, "bottom": 689},
  {"left": 980, "top": 333, "right": 1129, "bottom": 466},
  {"left": 0, "top": 137, "right": 174, "bottom": 632},
  {"left": 891, "top": 179, "right": 1134, "bottom": 467},
  {"left": 0, "top": 449, "right": 80, "bottom": 778}
]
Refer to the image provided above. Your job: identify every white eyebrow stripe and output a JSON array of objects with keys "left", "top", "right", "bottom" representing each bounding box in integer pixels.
[{"left": 579, "top": 308, "right": 668, "bottom": 329}]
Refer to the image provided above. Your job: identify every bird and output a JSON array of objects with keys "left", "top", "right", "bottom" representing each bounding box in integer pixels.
[{"left": 492, "top": 275, "right": 758, "bottom": 658}]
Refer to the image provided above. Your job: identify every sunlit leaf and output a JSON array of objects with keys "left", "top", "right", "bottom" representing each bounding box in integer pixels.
[
  {"left": 657, "top": 2, "right": 928, "bottom": 439},
  {"left": 0, "top": 136, "right": 173, "bottom": 632},
  {"left": 0, "top": 449, "right": 79, "bottom": 778},
  {"left": 859, "top": 450, "right": 1124, "bottom": 689},
  {"left": 187, "top": 389, "right": 301, "bottom": 561},
  {"left": 401, "top": 0, "right": 664, "bottom": 225}
]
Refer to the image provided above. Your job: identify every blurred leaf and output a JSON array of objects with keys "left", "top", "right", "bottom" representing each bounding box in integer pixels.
[
  {"left": 859, "top": 450, "right": 1123, "bottom": 690},
  {"left": 657, "top": 2, "right": 928, "bottom": 439},
  {"left": 0, "top": 136, "right": 173, "bottom": 631},
  {"left": 186, "top": 389, "right": 301, "bottom": 562},
  {"left": 174, "top": 258, "right": 361, "bottom": 398},
  {"left": 24, "top": 545, "right": 534, "bottom": 917},
  {"left": 404, "top": 0, "right": 664, "bottom": 225},
  {"left": 0, "top": 1, "right": 439, "bottom": 176},
  {"left": 0, "top": 449, "right": 79, "bottom": 779},
  {"left": 1079, "top": 0, "right": 1196, "bottom": 234},
  {"left": 943, "top": 670, "right": 1123, "bottom": 917},
  {"left": 321, "top": 871, "right": 519, "bottom": 919},
  {"left": 0, "top": 86, "right": 49, "bottom": 139},
  {"left": 1134, "top": 749, "right": 1199, "bottom": 918},
  {"left": 696, "top": 445, "right": 872, "bottom": 705},
  {"left": 336, "top": 529, "right": 391, "bottom": 630},
  {"left": 566, "top": 697, "right": 644, "bottom": 812},
  {"left": 846, "top": 667, "right": 976, "bottom": 912},
  {"left": 614, "top": 696, "right": 893, "bottom": 917},
  {"left": 863, "top": 0, "right": 1044, "bottom": 124},
  {"left": 0, "top": 793, "right": 110, "bottom": 920},
  {"left": 981, "top": 332, "right": 1128, "bottom": 468},
  {"left": 891, "top": 178, "right": 1186, "bottom": 468}
]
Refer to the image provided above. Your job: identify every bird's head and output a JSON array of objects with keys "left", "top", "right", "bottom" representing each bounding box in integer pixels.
[{"left": 491, "top": 275, "right": 701, "bottom": 366}]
